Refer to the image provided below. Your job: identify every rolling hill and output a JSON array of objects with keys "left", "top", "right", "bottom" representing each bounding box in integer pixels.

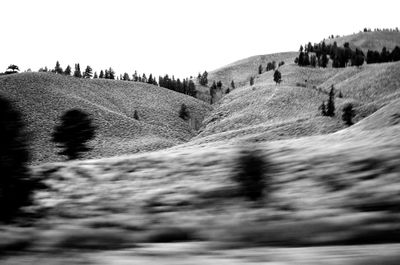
[
  {"left": 325, "top": 30, "right": 400, "bottom": 52},
  {"left": 0, "top": 72, "right": 211, "bottom": 164},
  {"left": 2, "top": 32, "right": 400, "bottom": 264}
]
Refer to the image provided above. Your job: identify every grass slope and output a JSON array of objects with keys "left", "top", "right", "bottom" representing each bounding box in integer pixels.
[
  {"left": 0, "top": 72, "right": 211, "bottom": 164},
  {"left": 192, "top": 61, "right": 400, "bottom": 144},
  {"left": 325, "top": 31, "right": 400, "bottom": 52}
]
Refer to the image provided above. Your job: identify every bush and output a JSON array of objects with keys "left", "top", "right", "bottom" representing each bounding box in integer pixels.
[
  {"left": 0, "top": 95, "right": 36, "bottom": 222},
  {"left": 342, "top": 103, "right": 355, "bottom": 126},
  {"left": 52, "top": 109, "right": 96, "bottom": 160},
  {"left": 233, "top": 147, "right": 271, "bottom": 201},
  {"left": 179, "top": 103, "right": 190, "bottom": 120}
]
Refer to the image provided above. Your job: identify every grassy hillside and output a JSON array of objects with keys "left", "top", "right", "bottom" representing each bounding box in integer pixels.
[
  {"left": 0, "top": 72, "right": 211, "bottom": 164},
  {"left": 207, "top": 52, "right": 298, "bottom": 89},
  {"left": 191, "top": 61, "right": 400, "bottom": 145},
  {"left": 325, "top": 31, "right": 400, "bottom": 52}
]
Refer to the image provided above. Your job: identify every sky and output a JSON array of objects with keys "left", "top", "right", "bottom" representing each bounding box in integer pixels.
[{"left": 1, "top": 0, "right": 399, "bottom": 78}]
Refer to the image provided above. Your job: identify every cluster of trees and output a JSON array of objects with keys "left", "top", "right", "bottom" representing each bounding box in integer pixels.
[
  {"left": 366, "top": 46, "right": 400, "bottom": 64},
  {"left": 41, "top": 61, "right": 198, "bottom": 98},
  {"left": 319, "top": 85, "right": 355, "bottom": 126},
  {"left": 159, "top": 75, "right": 196, "bottom": 97},
  {"left": 197, "top": 71, "right": 208, "bottom": 86},
  {"left": 257, "top": 61, "right": 285, "bottom": 75}
]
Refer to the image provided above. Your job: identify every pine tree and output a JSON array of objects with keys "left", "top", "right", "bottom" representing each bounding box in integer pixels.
[
  {"left": 73, "top": 64, "right": 82, "bottom": 78},
  {"left": 64, "top": 65, "right": 72, "bottom": 75},
  {"left": 231, "top": 80, "right": 235, "bottom": 89},
  {"left": 199, "top": 71, "right": 208, "bottom": 86},
  {"left": 258, "top": 64, "right": 263, "bottom": 74},
  {"left": 188, "top": 80, "right": 196, "bottom": 97},
  {"left": 108, "top": 67, "right": 115, "bottom": 79},
  {"left": 93, "top": 72, "right": 98, "bottom": 78},
  {"left": 52, "top": 109, "right": 96, "bottom": 160},
  {"left": 273, "top": 70, "right": 282, "bottom": 85},
  {"left": 83, "top": 65, "right": 93, "bottom": 78},
  {"left": 320, "top": 53, "right": 329, "bottom": 68},
  {"left": 326, "top": 85, "right": 335, "bottom": 116},
  {"left": 99, "top": 70, "right": 104, "bottom": 78},
  {"left": 55, "top": 61, "right": 63, "bottom": 74}
]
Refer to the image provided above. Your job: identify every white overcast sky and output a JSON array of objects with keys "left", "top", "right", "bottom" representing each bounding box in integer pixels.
[{"left": 1, "top": 0, "right": 399, "bottom": 78}]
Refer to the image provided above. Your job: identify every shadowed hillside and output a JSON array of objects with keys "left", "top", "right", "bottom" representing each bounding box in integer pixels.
[{"left": 0, "top": 72, "right": 211, "bottom": 164}]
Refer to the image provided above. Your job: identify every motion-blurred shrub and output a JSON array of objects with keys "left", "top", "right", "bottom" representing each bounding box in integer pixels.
[
  {"left": 52, "top": 109, "right": 96, "bottom": 160},
  {"left": 0, "top": 95, "right": 36, "bottom": 222},
  {"left": 233, "top": 147, "right": 271, "bottom": 201}
]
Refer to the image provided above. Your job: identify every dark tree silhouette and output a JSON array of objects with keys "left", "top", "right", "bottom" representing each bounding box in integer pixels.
[
  {"left": 326, "top": 85, "right": 335, "bottom": 116},
  {"left": 249, "top": 76, "right": 254, "bottom": 86},
  {"left": 6, "top": 64, "right": 19, "bottom": 73},
  {"left": 342, "top": 103, "right": 355, "bottom": 126},
  {"left": 199, "top": 71, "right": 208, "bottom": 86},
  {"left": 233, "top": 147, "right": 271, "bottom": 201},
  {"left": 54, "top": 61, "right": 63, "bottom": 74},
  {"left": 73, "top": 64, "right": 82, "bottom": 78},
  {"left": 64, "top": 65, "right": 72, "bottom": 76},
  {"left": 83, "top": 65, "right": 93, "bottom": 78},
  {"left": 99, "top": 70, "right": 104, "bottom": 78},
  {"left": 258, "top": 64, "right": 263, "bottom": 74},
  {"left": 179, "top": 103, "right": 190, "bottom": 120},
  {"left": 93, "top": 72, "right": 98, "bottom": 78},
  {"left": 134, "top": 110, "right": 139, "bottom": 120},
  {"left": 273, "top": 70, "right": 282, "bottom": 84},
  {"left": 0, "top": 95, "right": 37, "bottom": 222},
  {"left": 231, "top": 80, "right": 235, "bottom": 89},
  {"left": 319, "top": 101, "right": 327, "bottom": 116},
  {"left": 52, "top": 109, "right": 96, "bottom": 160}
]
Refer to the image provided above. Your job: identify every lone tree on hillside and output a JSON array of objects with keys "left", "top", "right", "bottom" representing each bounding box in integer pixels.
[
  {"left": 258, "top": 64, "right": 263, "bottom": 75},
  {"left": 249, "top": 76, "right": 255, "bottom": 86},
  {"left": 134, "top": 110, "right": 139, "bottom": 120},
  {"left": 273, "top": 69, "right": 282, "bottom": 85},
  {"left": 0, "top": 95, "right": 38, "bottom": 222},
  {"left": 6, "top": 64, "right": 19, "bottom": 74},
  {"left": 231, "top": 80, "right": 235, "bottom": 90},
  {"left": 326, "top": 85, "right": 335, "bottom": 116},
  {"left": 52, "top": 109, "right": 96, "bottom": 160},
  {"left": 342, "top": 103, "right": 355, "bottom": 126},
  {"left": 179, "top": 103, "right": 190, "bottom": 120}
]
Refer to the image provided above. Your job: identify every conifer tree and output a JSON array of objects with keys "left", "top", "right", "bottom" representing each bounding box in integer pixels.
[
  {"left": 231, "top": 80, "right": 235, "bottom": 89},
  {"left": 55, "top": 61, "right": 63, "bottom": 74},
  {"left": 83, "top": 65, "right": 93, "bottom": 78},
  {"left": 319, "top": 101, "right": 327, "bottom": 116},
  {"left": 258, "top": 64, "right": 263, "bottom": 74},
  {"left": 93, "top": 72, "right": 98, "bottom": 78},
  {"left": 123, "top": 72, "right": 130, "bottom": 81},
  {"left": 99, "top": 70, "right": 104, "bottom": 78},
  {"left": 64, "top": 65, "right": 72, "bottom": 75},
  {"left": 326, "top": 85, "right": 335, "bottom": 116},
  {"left": 73, "top": 64, "right": 82, "bottom": 78}
]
